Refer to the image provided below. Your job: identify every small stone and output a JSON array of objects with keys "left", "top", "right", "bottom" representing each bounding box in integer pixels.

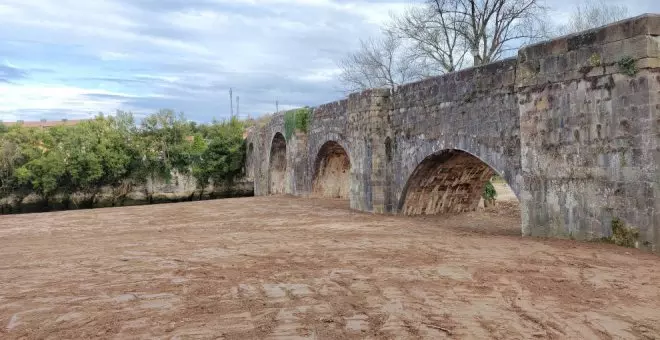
[
  {"left": 6, "top": 314, "right": 19, "bottom": 330},
  {"left": 115, "top": 294, "right": 138, "bottom": 302}
]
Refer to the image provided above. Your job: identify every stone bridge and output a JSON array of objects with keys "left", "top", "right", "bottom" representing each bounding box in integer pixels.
[{"left": 246, "top": 14, "right": 660, "bottom": 253}]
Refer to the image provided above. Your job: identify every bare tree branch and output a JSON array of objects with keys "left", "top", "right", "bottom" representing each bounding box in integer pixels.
[
  {"left": 336, "top": 0, "right": 552, "bottom": 92},
  {"left": 557, "top": 0, "right": 629, "bottom": 35},
  {"left": 337, "top": 32, "right": 425, "bottom": 93},
  {"left": 429, "top": 0, "right": 549, "bottom": 65},
  {"left": 386, "top": 4, "right": 468, "bottom": 74}
]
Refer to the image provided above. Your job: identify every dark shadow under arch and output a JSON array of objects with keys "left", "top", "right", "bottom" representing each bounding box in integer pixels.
[
  {"left": 246, "top": 142, "right": 254, "bottom": 178},
  {"left": 268, "top": 133, "right": 287, "bottom": 195},
  {"left": 384, "top": 137, "right": 394, "bottom": 212},
  {"left": 399, "top": 149, "right": 515, "bottom": 215},
  {"left": 312, "top": 141, "right": 351, "bottom": 198}
]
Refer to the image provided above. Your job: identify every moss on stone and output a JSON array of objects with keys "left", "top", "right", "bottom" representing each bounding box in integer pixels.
[{"left": 617, "top": 56, "right": 638, "bottom": 77}]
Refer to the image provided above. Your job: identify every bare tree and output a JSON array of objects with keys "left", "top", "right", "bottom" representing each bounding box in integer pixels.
[
  {"left": 387, "top": 4, "right": 469, "bottom": 74},
  {"left": 427, "top": 0, "right": 549, "bottom": 66},
  {"left": 557, "top": 0, "right": 629, "bottom": 35},
  {"left": 337, "top": 0, "right": 550, "bottom": 92},
  {"left": 337, "top": 32, "right": 426, "bottom": 93}
]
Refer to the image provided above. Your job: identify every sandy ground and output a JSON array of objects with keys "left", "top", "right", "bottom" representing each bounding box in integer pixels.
[
  {"left": 1, "top": 193, "right": 659, "bottom": 339},
  {"left": 492, "top": 181, "right": 517, "bottom": 202}
]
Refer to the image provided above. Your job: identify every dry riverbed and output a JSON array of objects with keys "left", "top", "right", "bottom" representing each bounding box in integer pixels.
[{"left": 1, "top": 194, "right": 659, "bottom": 339}]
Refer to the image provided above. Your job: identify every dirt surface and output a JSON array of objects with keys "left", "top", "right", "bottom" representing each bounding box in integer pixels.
[{"left": 1, "top": 195, "right": 659, "bottom": 339}]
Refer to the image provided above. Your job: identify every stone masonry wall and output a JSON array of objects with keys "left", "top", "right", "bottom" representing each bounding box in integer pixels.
[
  {"left": 517, "top": 15, "right": 660, "bottom": 251},
  {"left": 388, "top": 58, "right": 521, "bottom": 212},
  {"left": 400, "top": 150, "right": 496, "bottom": 215},
  {"left": 247, "top": 14, "right": 660, "bottom": 253},
  {"left": 1, "top": 172, "right": 254, "bottom": 214},
  {"left": 247, "top": 110, "right": 315, "bottom": 198}
]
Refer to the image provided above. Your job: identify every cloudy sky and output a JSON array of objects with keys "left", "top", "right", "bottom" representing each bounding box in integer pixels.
[{"left": 0, "top": 0, "right": 656, "bottom": 122}]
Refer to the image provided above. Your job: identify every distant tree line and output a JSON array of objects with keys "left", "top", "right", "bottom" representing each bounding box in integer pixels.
[
  {"left": 0, "top": 110, "right": 247, "bottom": 211},
  {"left": 338, "top": 0, "right": 630, "bottom": 92}
]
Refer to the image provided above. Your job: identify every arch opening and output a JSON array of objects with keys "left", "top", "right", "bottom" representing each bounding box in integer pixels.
[
  {"left": 384, "top": 137, "right": 393, "bottom": 212},
  {"left": 400, "top": 149, "right": 517, "bottom": 215},
  {"left": 268, "top": 133, "right": 287, "bottom": 195},
  {"left": 312, "top": 141, "right": 351, "bottom": 199},
  {"left": 246, "top": 142, "right": 254, "bottom": 179},
  {"left": 385, "top": 137, "right": 393, "bottom": 163}
]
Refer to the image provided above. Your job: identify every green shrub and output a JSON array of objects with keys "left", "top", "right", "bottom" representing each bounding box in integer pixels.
[
  {"left": 284, "top": 107, "right": 312, "bottom": 140},
  {"left": 617, "top": 56, "right": 638, "bottom": 77},
  {"left": 482, "top": 180, "right": 497, "bottom": 204},
  {"left": 0, "top": 110, "right": 248, "bottom": 211},
  {"left": 602, "top": 217, "right": 639, "bottom": 248}
]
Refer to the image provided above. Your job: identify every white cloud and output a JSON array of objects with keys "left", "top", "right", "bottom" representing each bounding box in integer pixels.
[
  {"left": 169, "top": 10, "right": 231, "bottom": 31},
  {"left": 0, "top": 0, "right": 409, "bottom": 121},
  {"left": 135, "top": 74, "right": 181, "bottom": 83},
  {"left": 0, "top": 83, "right": 158, "bottom": 119},
  {"left": 99, "top": 52, "right": 131, "bottom": 61},
  {"left": 0, "top": 0, "right": 656, "bottom": 122},
  {"left": 299, "top": 68, "right": 342, "bottom": 82}
]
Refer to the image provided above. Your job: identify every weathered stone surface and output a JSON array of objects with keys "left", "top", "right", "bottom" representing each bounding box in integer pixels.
[
  {"left": 268, "top": 132, "right": 287, "bottom": 195},
  {"left": 0, "top": 171, "right": 254, "bottom": 214},
  {"left": 401, "top": 150, "right": 495, "bottom": 215},
  {"left": 312, "top": 141, "right": 350, "bottom": 198},
  {"left": 247, "top": 14, "right": 660, "bottom": 253}
]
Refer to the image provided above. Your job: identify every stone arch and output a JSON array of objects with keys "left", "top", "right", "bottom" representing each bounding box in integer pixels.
[
  {"left": 312, "top": 141, "right": 351, "bottom": 198},
  {"left": 268, "top": 132, "right": 287, "bottom": 194},
  {"left": 399, "top": 149, "right": 516, "bottom": 215}
]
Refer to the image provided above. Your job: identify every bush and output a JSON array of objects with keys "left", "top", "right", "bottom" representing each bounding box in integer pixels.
[
  {"left": 284, "top": 107, "right": 312, "bottom": 140},
  {"left": 482, "top": 180, "right": 497, "bottom": 204},
  {"left": 0, "top": 110, "right": 248, "bottom": 210},
  {"left": 602, "top": 217, "right": 639, "bottom": 248}
]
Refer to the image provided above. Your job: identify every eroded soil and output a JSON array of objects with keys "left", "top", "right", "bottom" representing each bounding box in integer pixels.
[{"left": 0, "top": 194, "right": 659, "bottom": 339}]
